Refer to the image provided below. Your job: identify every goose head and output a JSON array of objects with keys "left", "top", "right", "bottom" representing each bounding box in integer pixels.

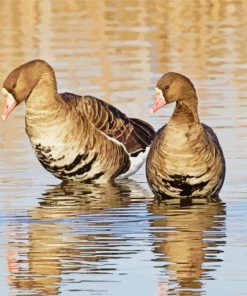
[
  {"left": 152, "top": 72, "right": 197, "bottom": 113},
  {"left": 2, "top": 59, "right": 54, "bottom": 120}
]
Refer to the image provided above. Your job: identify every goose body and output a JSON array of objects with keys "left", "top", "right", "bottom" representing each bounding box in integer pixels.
[
  {"left": 146, "top": 72, "right": 225, "bottom": 200},
  {"left": 2, "top": 60, "right": 155, "bottom": 183}
]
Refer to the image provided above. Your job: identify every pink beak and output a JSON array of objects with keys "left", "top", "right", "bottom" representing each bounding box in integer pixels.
[
  {"left": 2, "top": 92, "right": 17, "bottom": 120},
  {"left": 151, "top": 95, "right": 166, "bottom": 113}
]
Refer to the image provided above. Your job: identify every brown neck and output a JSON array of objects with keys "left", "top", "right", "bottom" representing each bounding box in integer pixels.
[
  {"left": 25, "top": 69, "right": 59, "bottom": 113},
  {"left": 170, "top": 95, "right": 200, "bottom": 124},
  {"left": 25, "top": 68, "right": 62, "bottom": 139}
]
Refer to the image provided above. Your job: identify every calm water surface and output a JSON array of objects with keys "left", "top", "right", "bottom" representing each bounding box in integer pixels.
[{"left": 0, "top": 1, "right": 247, "bottom": 295}]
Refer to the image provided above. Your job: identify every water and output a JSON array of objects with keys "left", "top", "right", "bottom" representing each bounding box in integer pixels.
[{"left": 0, "top": 1, "right": 246, "bottom": 295}]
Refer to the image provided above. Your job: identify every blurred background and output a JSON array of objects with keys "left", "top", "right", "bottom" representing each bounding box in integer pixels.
[{"left": 0, "top": 1, "right": 246, "bottom": 295}]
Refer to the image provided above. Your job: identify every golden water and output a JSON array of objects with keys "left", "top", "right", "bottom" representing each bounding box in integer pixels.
[{"left": 0, "top": 1, "right": 246, "bottom": 295}]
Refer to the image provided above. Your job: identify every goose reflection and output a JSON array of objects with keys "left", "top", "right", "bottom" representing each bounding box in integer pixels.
[
  {"left": 148, "top": 201, "right": 226, "bottom": 296},
  {"left": 8, "top": 180, "right": 148, "bottom": 296}
]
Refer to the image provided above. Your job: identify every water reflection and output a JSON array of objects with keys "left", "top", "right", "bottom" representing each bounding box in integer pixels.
[
  {"left": 7, "top": 180, "right": 151, "bottom": 296},
  {"left": 149, "top": 201, "right": 226, "bottom": 295},
  {"left": 0, "top": 0, "right": 247, "bottom": 295}
]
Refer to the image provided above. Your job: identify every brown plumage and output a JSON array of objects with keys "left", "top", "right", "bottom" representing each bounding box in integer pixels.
[
  {"left": 146, "top": 72, "right": 225, "bottom": 201},
  {"left": 2, "top": 59, "right": 155, "bottom": 183}
]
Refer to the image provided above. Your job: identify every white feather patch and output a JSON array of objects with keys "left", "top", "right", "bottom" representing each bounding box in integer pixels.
[{"left": 116, "top": 147, "right": 150, "bottom": 179}]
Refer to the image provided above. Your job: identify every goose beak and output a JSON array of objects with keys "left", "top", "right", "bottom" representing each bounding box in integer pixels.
[
  {"left": 151, "top": 88, "right": 166, "bottom": 113},
  {"left": 2, "top": 88, "right": 17, "bottom": 120}
]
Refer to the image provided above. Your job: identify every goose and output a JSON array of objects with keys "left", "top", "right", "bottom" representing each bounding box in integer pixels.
[
  {"left": 2, "top": 59, "right": 155, "bottom": 183},
  {"left": 146, "top": 72, "right": 225, "bottom": 201}
]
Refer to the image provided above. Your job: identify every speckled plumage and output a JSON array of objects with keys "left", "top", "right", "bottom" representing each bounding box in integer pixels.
[
  {"left": 3, "top": 60, "right": 155, "bottom": 182},
  {"left": 146, "top": 72, "right": 225, "bottom": 200}
]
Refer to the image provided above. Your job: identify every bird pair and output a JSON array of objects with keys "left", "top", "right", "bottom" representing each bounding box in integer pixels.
[{"left": 2, "top": 60, "right": 225, "bottom": 201}]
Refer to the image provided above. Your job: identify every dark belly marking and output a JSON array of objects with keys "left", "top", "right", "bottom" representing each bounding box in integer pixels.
[
  {"left": 83, "top": 172, "right": 105, "bottom": 183},
  {"left": 34, "top": 144, "right": 95, "bottom": 178},
  {"left": 162, "top": 174, "right": 209, "bottom": 197},
  {"left": 64, "top": 153, "right": 98, "bottom": 177}
]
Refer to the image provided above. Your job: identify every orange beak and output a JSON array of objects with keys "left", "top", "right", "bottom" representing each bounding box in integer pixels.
[
  {"left": 151, "top": 89, "right": 166, "bottom": 113},
  {"left": 2, "top": 88, "right": 17, "bottom": 120}
]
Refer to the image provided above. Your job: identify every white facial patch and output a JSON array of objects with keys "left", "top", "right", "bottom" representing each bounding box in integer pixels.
[
  {"left": 2, "top": 87, "right": 17, "bottom": 120},
  {"left": 155, "top": 87, "right": 165, "bottom": 101},
  {"left": 2, "top": 87, "right": 10, "bottom": 96}
]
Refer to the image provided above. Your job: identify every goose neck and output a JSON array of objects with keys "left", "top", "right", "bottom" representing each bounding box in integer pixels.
[{"left": 170, "top": 96, "right": 200, "bottom": 124}]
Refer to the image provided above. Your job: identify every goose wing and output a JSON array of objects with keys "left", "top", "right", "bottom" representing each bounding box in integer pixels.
[{"left": 61, "top": 93, "right": 155, "bottom": 155}]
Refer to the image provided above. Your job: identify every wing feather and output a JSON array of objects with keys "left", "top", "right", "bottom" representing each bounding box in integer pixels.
[{"left": 61, "top": 93, "right": 155, "bottom": 155}]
